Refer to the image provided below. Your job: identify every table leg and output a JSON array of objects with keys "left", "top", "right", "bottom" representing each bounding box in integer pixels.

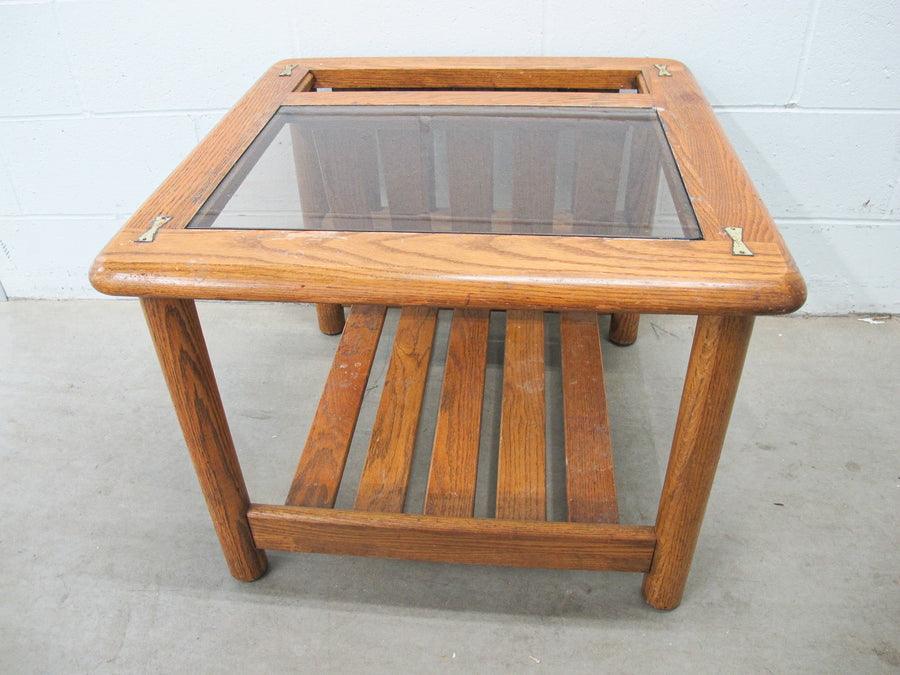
[
  {"left": 316, "top": 303, "right": 346, "bottom": 335},
  {"left": 642, "top": 314, "right": 754, "bottom": 609},
  {"left": 141, "top": 298, "right": 267, "bottom": 581},
  {"left": 609, "top": 312, "right": 640, "bottom": 346}
]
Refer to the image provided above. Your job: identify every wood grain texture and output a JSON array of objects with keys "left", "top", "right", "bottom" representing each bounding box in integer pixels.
[
  {"left": 609, "top": 312, "right": 640, "bottom": 346},
  {"left": 641, "top": 314, "right": 754, "bottom": 610},
  {"left": 560, "top": 312, "right": 618, "bottom": 524},
  {"left": 91, "top": 57, "right": 805, "bottom": 315},
  {"left": 92, "top": 230, "right": 807, "bottom": 315},
  {"left": 496, "top": 310, "right": 546, "bottom": 520},
  {"left": 285, "top": 305, "right": 386, "bottom": 507},
  {"left": 285, "top": 90, "right": 652, "bottom": 108},
  {"left": 310, "top": 66, "right": 643, "bottom": 91},
  {"left": 141, "top": 298, "right": 267, "bottom": 581},
  {"left": 424, "top": 308, "right": 491, "bottom": 517},
  {"left": 355, "top": 307, "right": 438, "bottom": 513},
  {"left": 92, "top": 60, "right": 809, "bottom": 602},
  {"left": 315, "top": 303, "right": 345, "bottom": 335},
  {"left": 248, "top": 504, "right": 655, "bottom": 572},
  {"left": 651, "top": 62, "right": 785, "bottom": 245}
]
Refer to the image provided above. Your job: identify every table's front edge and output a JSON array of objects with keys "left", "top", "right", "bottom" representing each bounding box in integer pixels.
[{"left": 90, "top": 230, "right": 806, "bottom": 315}]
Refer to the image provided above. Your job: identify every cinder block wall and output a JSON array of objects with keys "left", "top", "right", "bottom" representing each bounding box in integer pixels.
[{"left": 1, "top": 0, "right": 897, "bottom": 313}]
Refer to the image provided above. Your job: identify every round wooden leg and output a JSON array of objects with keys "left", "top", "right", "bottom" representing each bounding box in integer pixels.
[
  {"left": 142, "top": 297, "right": 268, "bottom": 581},
  {"left": 609, "top": 312, "right": 640, "bottom": 346},
  {"left": 641, "top": 315, "right": 754, "bottom": 609},
  {"left": 316, "top": 303, "right": 346, "bottom": 335}
]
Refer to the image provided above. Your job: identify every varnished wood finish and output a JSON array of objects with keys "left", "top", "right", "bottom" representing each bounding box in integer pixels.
[
  {"left": 91, "top": 58, "right": 806, "bottom": 315},
  {"left": 315, "top": 303, "right": 345, "bottom": 335},
  {"left": 248, "top": 504, "right": 656, "bottom": 572},
  {"left": 355, "top": 307, "right": 438, "bottom": 512},
  {"left": 609, "top": 312, "right": 640, "bottom": 346},
  {"left": 309, "top": 66, "right": 644, "bottom": 92},
  {"left": 92, "top": 60, "right": 807, "bottom": 608},
  {"left": 91, "top": 232, "right": 804, "bottom": 315},
  {"left": 141, "top": 298, "right": 267, "bottom": 581},
  {"left": 496, "top": 310, "right": 546, "bottom": 521},
  {"left": 424, "top": 308, "right": 490, "bottom": 517},
  {"left": 285, "top": 90, "right": 652, "bottom": 108},
  {"left": 286, "top": 305, "right": 386, "bottom": 507},
  {"left": 641, "top": 315, "right": 754, "bottom": 610},
  {"left": 560, "top": 312, "right": 618, "bottom": 523}
]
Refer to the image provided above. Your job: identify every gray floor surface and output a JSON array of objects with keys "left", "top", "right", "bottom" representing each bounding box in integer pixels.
[{"left": 1, "top": 300, "right": 897, "bottom": 673}]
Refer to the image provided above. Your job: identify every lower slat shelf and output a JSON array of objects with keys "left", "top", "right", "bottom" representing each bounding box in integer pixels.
[
  {"left": 285, "top": 306, "right": 625, "bottom": 559},
  {"left": 248, "top": 504, "right": 655, "bottom": 572}
]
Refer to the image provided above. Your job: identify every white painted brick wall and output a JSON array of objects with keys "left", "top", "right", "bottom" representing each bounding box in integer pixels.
[{"left": 0, "top": 0, "right": 897, "bottom": 313}]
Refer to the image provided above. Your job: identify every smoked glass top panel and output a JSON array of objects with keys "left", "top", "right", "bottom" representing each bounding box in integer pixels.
[{"left": 187, "top": 106, "right": 700, "bottom": 239}]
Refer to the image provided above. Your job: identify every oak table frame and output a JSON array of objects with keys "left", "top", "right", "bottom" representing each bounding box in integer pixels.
[{"left": 91, "top": 58, "right": 805, "bottom": 610}]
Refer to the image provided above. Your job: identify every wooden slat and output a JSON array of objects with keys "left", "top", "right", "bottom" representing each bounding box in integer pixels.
[
  {"left": 446, "top": 123, "right": 494, "bottom": 232},
  {"left": 378, "top": 123, "right": 432, "bottom": 231},
  {"left": 285, "top": 305, "right": 387, "bottom": 507},
  {"left": 560, "top": 312, "right": 618, "bottom": 523},
  {"left": 313, "top": 127, "right": 380, "bottom": 230},
  {"left": 496, "top": 310, "right": 546, "bottom": 520},
  {"left": 572, "top": 125, "right": 627, "bottom": 229},
  {"left": 512, "top": 126, "right": 558, "bottom": 234},
  {"left": 248, "top": 504, "right": 656, "bottom": 572},
  {"left": 424, "top": 308, "right": 491, "bottom": 517},
  {"left": 355, "top": 307, "right": 438, "bottom": 512}
]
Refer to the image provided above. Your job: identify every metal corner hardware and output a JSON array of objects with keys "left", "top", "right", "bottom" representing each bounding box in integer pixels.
[
  {"left": 278, "top": 64, "right": 298, "bottom": 77},
  {"left": 724, "top": 227, "right": 754, "bottom": 256},
  {"left": 653, "top": 64, "right": 672, "bottom": 77},
  {"left": 134, "top": 216, "right": 172, "bottom": 243}
]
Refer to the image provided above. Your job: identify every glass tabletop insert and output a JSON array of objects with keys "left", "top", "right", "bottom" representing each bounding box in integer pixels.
[{"left": 188, "top": 106, "right": 700, "bottom": 239}]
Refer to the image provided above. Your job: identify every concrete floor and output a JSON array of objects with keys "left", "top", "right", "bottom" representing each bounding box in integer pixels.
[{"left": 1, "top": 300, "right": 898, "bottom": 673}]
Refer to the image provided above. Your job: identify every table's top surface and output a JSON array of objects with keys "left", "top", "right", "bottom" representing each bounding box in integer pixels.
[
  {"left": 188, "top": 105, "right": 701, "bottom": 240},
  {"left": 91, "top": 58, "right": 805, "bottom": 315}
]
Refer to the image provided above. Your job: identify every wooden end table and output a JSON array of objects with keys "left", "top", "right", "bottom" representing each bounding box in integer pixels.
[{"left": 90, "top": 58, "right": 805, "bottom": 610}]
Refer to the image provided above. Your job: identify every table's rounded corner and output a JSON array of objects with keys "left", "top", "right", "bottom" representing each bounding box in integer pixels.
[
  {"left": 777, "top": 266, "right": 808, "bottom": 315},
  {"left": 88, "top": 254, "right": 119, "bottom": 297}
]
